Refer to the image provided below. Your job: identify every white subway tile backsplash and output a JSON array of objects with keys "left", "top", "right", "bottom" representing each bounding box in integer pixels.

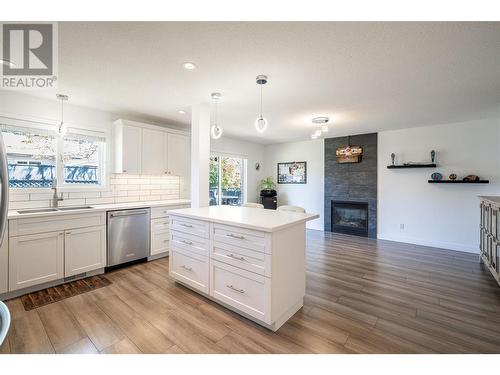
[{"left": 8, "top": 173, "right": 181, "bottom": 210}]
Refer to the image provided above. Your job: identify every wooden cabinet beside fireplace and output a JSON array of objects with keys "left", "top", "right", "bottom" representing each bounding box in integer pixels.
[{"left": 479, "top": 197, "right": 500, "bottom": 286}]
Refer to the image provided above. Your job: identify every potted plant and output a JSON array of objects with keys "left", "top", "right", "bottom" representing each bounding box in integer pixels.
[{"left": 259, "top": 176, "right": 277, "bottom": 197}]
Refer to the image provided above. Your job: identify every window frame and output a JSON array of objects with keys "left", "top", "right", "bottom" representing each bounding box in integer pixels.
[{"left": 0, "top": 115, "right": 110, "bottom": 193}]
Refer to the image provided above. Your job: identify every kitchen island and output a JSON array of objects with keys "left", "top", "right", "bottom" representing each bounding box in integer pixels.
[{"left": 168, "top": 205, "right": 319, "bottom": 331}]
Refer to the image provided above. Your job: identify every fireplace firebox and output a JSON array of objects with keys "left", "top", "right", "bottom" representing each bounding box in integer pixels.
[{"left": 331, "top": 200, "right": 369, "bottom": 237}]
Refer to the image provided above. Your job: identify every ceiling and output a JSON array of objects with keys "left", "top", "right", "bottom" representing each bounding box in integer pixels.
[{"left": 27, "top": 22, "right": 500, "bottom": 144}]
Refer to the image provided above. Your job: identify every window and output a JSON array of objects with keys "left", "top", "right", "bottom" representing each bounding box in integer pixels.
[
  {"left": 209, "top": 154, "right": 246, "bottom": 206},
  {"left": 2, "top": 125, "right": 57, "bottom": 188},
  {"left": 62, "top": 133, "right": 105, "bottom": 186},
  {"left": 1, "top": 122, "right": 107, "bottom": 189}
]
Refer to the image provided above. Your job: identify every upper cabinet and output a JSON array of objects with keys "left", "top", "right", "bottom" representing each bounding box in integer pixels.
[
  {"left": 142, "top": 128, "right": 167, "bottom": 174},
  {"left": 167, "top": 133, "right": 190, "bottom": 177},
  {"left": 114, "top": 119, "right": 190, "bottom": 177}
]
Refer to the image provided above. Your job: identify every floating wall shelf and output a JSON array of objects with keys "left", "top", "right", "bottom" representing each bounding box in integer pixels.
[
  {"left": 428, "top": 180, "right": 489, "bottom": 184},
  {"left": 387, "top": 164, "right": 436, "bottom": 169}
]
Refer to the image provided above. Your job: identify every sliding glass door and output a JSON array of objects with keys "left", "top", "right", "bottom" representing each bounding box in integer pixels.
[{"left": 209, "top": 154, "right": 246, "bottom": 206}]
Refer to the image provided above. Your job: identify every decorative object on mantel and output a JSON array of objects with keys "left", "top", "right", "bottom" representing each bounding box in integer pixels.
[
  {"left": 431, "top": 150, "right": 436, "bottom": 164},
  {"left": 449, "top": 173, "right": 457, "bottom": 180},
  {"left": 277, "top": 161, "right": 307, "bottom": 184},
  {"left": 463, "top": 174, "right": 480, "bottom": 182},
  {"left": 336, "top": 136, "right": 363, "bottom": 164},
  {"left": 431, "top": 172, "right": 443, "bottom": 181},
  {"left": 255, "top": 162, "right": 261, "bottom": 171},
  {"left": 391, "top": 153, "right": 395, "bottom": 166}
]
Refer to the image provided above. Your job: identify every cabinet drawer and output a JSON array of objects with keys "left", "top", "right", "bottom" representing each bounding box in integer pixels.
[
  {"left": 10, "top": 212, "right": 106, "bottom": 237},
  {"left": 151, "top": 206, "right": 171, "bottom": 219},
  {"left": 151, "top": 205, "right": 190, "bottom": 219},
  {"left": 210, "top": 260, "right": 270, "bottom": 322},
  {"left": 170, "top": 230, "right": 209, "bottom": 256},
  {"left": 213, "top": 224, "right": 267, "bottom": 253},
  {"left": 171, "top": 247, "right": 208, "bottom": 293},
  {"left": 151, "top": 230, "right": 169, "bottom": 256},
  {"left": 152, "top": 217, "right": 170, "bottom": 232},
  {"left": 170, "top": 215, "right": 209, "bottom": 239},
  {"left": 212, "top": 240, "right": 270, "bottom": 276}
]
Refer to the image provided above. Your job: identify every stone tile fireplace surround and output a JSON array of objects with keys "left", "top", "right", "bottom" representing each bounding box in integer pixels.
[{"left": 324, "top": 133, "right": 377, "bottom": 238}]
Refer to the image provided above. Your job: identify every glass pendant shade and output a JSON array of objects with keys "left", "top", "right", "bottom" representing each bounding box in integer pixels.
[
  {"left": 211, "top": 124, "right": 223, "bottom": 139},
  {"left": 314, "top": 129, "right": 322, "bottom": 137},
  {"left": 321, "top": 125, "right": 328, "bottom": 133},
  {"left": 255, "top": 116, "right": 268, "bottom": 133}
]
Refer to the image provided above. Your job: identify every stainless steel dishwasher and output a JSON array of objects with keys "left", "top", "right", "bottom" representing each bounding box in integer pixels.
[{"left": 107, "top": 208, "right": 150, "bottom": 267}]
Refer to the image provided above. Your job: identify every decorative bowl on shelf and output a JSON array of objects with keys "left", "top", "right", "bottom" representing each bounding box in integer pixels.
[
  {"left": 449, "top": 173, "right": 457, "bottom": 180},
  {"left": 431, "top": 172, "right": 443, "bottom": 181}
]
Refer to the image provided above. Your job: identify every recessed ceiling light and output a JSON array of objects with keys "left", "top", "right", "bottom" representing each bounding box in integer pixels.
[
  {"left": 177, "top": 110, "right": 186, "bottom": 115},
  {"left": 183, "top": 62, "right": 196, "bottom": 70}
]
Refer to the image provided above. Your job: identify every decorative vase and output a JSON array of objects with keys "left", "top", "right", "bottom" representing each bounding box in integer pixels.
[
  {"left": 431, "top": 150, "right": 436, "bottom": 164},
  {"left": 390, "top": 153, "right": 395, "bottom": 166},
  {"left": 431, "top": 172, "right": 443, "bottom": 181}
]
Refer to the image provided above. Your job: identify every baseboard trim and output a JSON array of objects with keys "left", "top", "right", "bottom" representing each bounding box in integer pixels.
[{"left": 377, "top": 233, "right": 478, "bottom": 254}]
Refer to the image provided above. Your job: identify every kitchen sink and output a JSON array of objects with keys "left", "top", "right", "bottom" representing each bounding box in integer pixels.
[
  {"left": 57, "top": 206, "right": 93, "bottom": 211},
  {"left": 17, "top": 206, "right": 94, "bottom": 214},
  {"left": 17, "top": 208, "right": 59, "bottom": 214}
]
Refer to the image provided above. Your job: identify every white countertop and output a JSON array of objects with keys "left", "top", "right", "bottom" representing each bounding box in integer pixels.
[
  {"left": 8, "top": 199, "right": 191, "bottom": 219},
  {"left": 169, "top": 205, "right": 319, "bottom": 232}
]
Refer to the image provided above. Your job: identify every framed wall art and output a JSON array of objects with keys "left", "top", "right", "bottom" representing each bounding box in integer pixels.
[{"left": 277, "top": 161, "right": 307, "bottom": 184}]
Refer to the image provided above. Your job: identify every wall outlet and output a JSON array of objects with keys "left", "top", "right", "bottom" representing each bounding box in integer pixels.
[{"left": 400, "top": 223, "right": 405, "bottom": 230}]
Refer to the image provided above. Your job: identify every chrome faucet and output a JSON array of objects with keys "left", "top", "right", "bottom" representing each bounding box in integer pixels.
[{"left": 51, "top": 179, "right": 64, "bottom": 208}]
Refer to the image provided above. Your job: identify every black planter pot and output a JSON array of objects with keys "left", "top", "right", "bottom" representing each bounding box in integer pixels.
[{"left": 260, "top": 189, "right": 277, "bottom": 197}]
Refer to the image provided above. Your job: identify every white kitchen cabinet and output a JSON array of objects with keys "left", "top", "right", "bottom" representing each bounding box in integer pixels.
[
  {"left": 0, "top": 223, "right": 8, "bottom": 294},
  {"left": 142, "top": 128, "right": 167, "bottom": 174},
  {"left": 65, "top": 225, "right": 106, "bottom": 277},
  {"left": 167, "top": 133, "right": 190, "bottom": 177},
  {"left": 9, "top": 231, "right": 64, "bottom": 291},
  {"left": 119, "top": 124, "right": 142, "bottom": 174}
]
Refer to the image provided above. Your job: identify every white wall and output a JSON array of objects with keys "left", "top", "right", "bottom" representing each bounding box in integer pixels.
[
  {"left": 378, "top": 118, "right": 500, "bottom": 253},
  {"left": 264, "top": 139, "right": 324, "bottom": 230},
  {"left": 211, "top": 136, "right": 266, "bottom": 204}
]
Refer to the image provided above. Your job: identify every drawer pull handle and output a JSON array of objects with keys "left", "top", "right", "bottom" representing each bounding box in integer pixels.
[
  {"left": 228, "top": 253, "right": 245, "bottom": 261},
  {"left": 226, "top": 284, "right": 245, "bottom": 294},
  {"left": 164, "top": 239, "right": 169, "bottom": 243},
  {"left": 181, "top": 265, "right": 192, "bottom": 271},
  {"left": 226, "top": 233, "right": 245, "bottom": 240},
  {"left": 163, "top": 222, "right": 169, "bottom": 225},
  {"left": 181, "top": 223, "right": 193, "bottom": 228},
  {"left": 181, "top": 240, "right": 193, "bottom": 245}
]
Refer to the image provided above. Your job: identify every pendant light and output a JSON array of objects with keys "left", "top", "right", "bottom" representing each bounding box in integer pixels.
[
  {"left": 210, "top": 92, "right": 223, "bottom": 139},
  {"left": 311, "top": 116, "right": 329, "bottom": 139},
  {"left": 255, "top": 74, "right": 268, "bottom": 134},
  {"left": 56, "top": 94, "right": 69, "bottom": 136}
]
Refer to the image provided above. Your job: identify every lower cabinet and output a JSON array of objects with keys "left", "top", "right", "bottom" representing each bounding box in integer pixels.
[
  {"left": 9, "top": 225, "right": 106, "bottom": 292},
  {"left": 479, "top": 198, "right": 500, "bottom": 286},
  {"left": 65, "top": 225, "right": 106, "bottom": 277},
  {"left": 9, "top": 231, "right": 65, "bottom": 291},
  {"left": 170, "top": 247, "right": 209, "bottom": 293}
]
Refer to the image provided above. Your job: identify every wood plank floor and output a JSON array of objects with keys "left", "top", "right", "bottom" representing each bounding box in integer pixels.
[{"left": 2, "top": 230, "right": 500, "bottom": 354}]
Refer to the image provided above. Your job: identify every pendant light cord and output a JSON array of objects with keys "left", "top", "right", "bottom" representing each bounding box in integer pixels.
[{"left": 260, "top": 84, "right": 263, "bottom": 118}]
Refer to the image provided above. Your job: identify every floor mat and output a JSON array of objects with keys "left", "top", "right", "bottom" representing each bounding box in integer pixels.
[{"left": 20, "top": 275, "right": 112, "bottom": 311}]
